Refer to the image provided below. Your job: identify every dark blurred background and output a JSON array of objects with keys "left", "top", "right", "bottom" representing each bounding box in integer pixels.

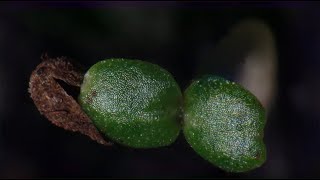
[{"left": 0, "top": 1, "right": 320, "bottom": 178}]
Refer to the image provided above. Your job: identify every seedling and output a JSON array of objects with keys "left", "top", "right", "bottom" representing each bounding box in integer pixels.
[{"left": 29, "top": 55, "right": 266, "bottom": 173}]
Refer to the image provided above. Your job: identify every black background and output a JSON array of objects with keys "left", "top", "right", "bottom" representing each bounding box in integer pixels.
[{"left": 0, "top": 1, "right": 320, "bottom": 178}]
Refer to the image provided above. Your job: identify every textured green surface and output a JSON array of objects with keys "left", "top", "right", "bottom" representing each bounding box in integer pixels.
[
  {"left": 183, "top": 75, "right": 266, "bottom": 172},
  {"left": 79, "top": 59, "right": 182, "bottom": 148}
]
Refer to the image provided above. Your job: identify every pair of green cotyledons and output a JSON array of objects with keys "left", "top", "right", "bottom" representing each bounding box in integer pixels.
[{"left": 78, "top": 59, "right": 266, "bottom": 173}]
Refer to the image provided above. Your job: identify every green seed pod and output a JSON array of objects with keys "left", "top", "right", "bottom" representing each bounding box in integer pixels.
[
  {"left": 183, "top": 75, "right": 266, "bottom": 172},
  {"left": 78, "top": 59, "right": 182, "bottom": 148}
]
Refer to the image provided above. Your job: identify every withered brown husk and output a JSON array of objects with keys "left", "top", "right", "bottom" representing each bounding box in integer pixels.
[{"left": 28, "top": 54, "right": 112, "bottom": 146}]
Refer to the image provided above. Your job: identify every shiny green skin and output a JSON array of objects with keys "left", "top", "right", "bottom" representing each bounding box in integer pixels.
[
  {"left": 78, "top": 59, "right": 182, "bottom": 148},
  {"left": 183, "top": 75, "right": 266, "bottom": 172}
]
